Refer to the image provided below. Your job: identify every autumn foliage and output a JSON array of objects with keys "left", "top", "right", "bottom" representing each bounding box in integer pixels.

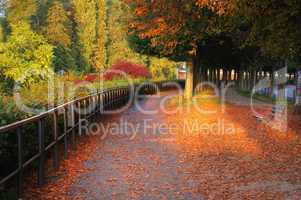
[
  {"left": 124, "top": 0, "right": 235, "bottom": 57},
  {"left": 104, "top": 60, "right": 150, "bottom": 81},
  {"left": 73, "top": 61, "right": 150, "bottom": 84}
]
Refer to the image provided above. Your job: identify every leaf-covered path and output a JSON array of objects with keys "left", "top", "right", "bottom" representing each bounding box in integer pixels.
[
  {"left": 68, "top": 91, "right": 204, "bottom": 199},
  {"left": 25, "top": 90, "right": 301, "bottom": 199}
]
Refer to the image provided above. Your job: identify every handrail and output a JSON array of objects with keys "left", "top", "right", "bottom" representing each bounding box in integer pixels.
[
  {"left": 0, "top": 80, "right": 184, "bottom": 133},
  {"left": 0, "top": 81, "right": 183, "bottom": 197},
  {"left": 0, "top": 80, "right": 183, "bottom": 198},
  {"left": 0, "top": 86, "right": 130, "bottom": 133}
]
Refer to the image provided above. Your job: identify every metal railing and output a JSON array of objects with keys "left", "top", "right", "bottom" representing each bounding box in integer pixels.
[{"left": 0, "top": 82, "right": 162, "bottom": 198}]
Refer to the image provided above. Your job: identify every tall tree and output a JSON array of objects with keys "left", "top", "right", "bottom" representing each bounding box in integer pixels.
[
  {"left": 107, "top": 0, "right": 178, "bottom": 81},
  {"left": 44, "top": 1, "right": 76, "bottom": 72},
  {"left": 45, "top": 1, "right": 72, "bottom": 47},
  {"left": 236, "top": 0, "right": 301, "bottom": 60},
  {"left": 0, "top": 18, "right": 4, "bottom": 42},
  {"left": 72, "top": 0, "right": 97, "bottom": 72},
  {"left": 125, "top": 0, "right": 229, "bottom": 98},
  {"left": 0, "top": 22, "right": 53, "bottom": 85},
  {"left": 92, "top": 0, "right": 107, "bottom": 71},
  {"left": 6, "top": 0, "right": 37, "bottom": 25},
  {"left": 107, "top": 0, "right": 146, "bottom": 67}
]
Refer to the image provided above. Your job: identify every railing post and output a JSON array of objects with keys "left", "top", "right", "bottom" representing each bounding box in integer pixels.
[
  {"left": 125, "top": 89, "right": 127, "bottom": 104},
  {"left": 115, "top": 90, "right": 118, "bottom": 107},
  {"left": 95, "top": 95, "right": 98, "bottom": 115},
  {"left": 63, "top": 107, "right": 68, "bottom": 159},
  {"left": 100, "top": 93, "right": 104, "bottom": 113},
  {"left": 78, "top": 101, "right": 82, "bottom": 136},
  {"left": 92, "top": 96, "right": 96, "bottom": 121},
  {"left": 124, "top": 89, "right": 126, "bottom": 104},
  {"left": 71, "top": 103, "right": 76, "bottom": 150},
  {"left": 112, "top": 90, "right": 115, "bottom": 108},
  {"left": 101, "top": 93, "right": 103, "bottom": 112},
  {"left": 98, "top": 93, "right": 101, "bottom": 113},
  {"left": 110, "top": 90, "right": 113, "bottom": 109},
  {"left": 108, "top": 91, "right": 110, "bottom": 109},
  {"left": 111, "top": 90, "right": 114, "bottom": 109},
  {"left": 95, "top": 94, "right": 99, "bottom": 115},
  {"left": 87, "top": 97, "right": 90, "bottom": 119},
  {"left": 83, "top": 99, "right": 87, "bottom": 120},
  {"left": 125, "top": 89, "right": 128, "bottom": 104},
  {"left": 53, "top": 111, "right": 59, "bottom": 170},
  {"left": 38, "top": 118, "right": 45, "bottom": 186},
  {"left": 117, "top": 89, "right": 121, "bottom": 106},
  {"left": 106, "top": 92, "right": 109, "bottom": 110},
  {"left": 89, "top": 96, "right": 93, "bottom": 120},
  {"left": 88, "top": 97, "right": 91, "bottom": 119},
  {"left": 108, "top": 91, "right": 111, "bottom": 110},
  {"left": 104, "top": 93, "right": 107, "bottom": 111},
  {"left": 17, "top": 127, "right": 23, "bottom": 197}
]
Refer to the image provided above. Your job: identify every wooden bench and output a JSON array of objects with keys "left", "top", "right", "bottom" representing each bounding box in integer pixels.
[
  {"left": 254, "top": 105, "right": 286, "bottom": 124},
  {"left": 293, "top": 105, "right": 301, "bottom": 115}
]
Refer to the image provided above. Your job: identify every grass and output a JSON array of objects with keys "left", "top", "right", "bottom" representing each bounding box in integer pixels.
[
  {"left": 236, "top": 88, "right": 295, "bottom": 106},
  {"left": 236, "top": 89, "right": 276, "bottom": 104},
  {"left": 167, "top": 92, "right": 221, "bottom": 108}
]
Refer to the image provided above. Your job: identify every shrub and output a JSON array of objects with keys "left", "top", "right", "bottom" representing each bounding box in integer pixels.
[
  {"left": 104, "top": 60, "right": 150, "bottom": 81},
  {"left": 0, "top": 22, "right": 53, "bottom": 86},
  {"left": 149, "top": 57, "right": 177, "bottom": 81},
  {"left": 0, "top": 94, "right": 28, "bottom": 126},
  {"left": 20, "top": 72, "right": 83, "bottom": 109},
  {"left": 84, "top": 74, "right": 98, "bottom": 82},
  {"left": 74, "top": 74, "right": 98, "bottom": 84}
]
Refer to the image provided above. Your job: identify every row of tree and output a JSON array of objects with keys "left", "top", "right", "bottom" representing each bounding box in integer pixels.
[
  {"left": 0, "top": 0, "right": 107, "bottom": 85},
  {"left": 2, "top": 0, "right": 106, "bottom": 74},
  {"left": 106, "top": 0, "right": 178, "bottom": 80},
  {"left": 125, "top": 0, "right": 301, "bottom": 100},
  {"left": 0, "top": 0, "right": 178, "bottom": 88}
]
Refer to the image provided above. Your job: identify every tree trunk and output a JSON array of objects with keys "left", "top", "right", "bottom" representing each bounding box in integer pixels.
[
  {"left": 185, "top": 61, "right": 194, "bottom": 99},
  {"left": 237, "top": 69, "right": 243, "bottom": 88},
  {"left": 234, "top": 69, "right": 238, "bottom": 82},
  {"left": 211, "top": 68, "right": 215, "bottom": 83},
  {"left": 249, "top": 70, "right": 254, "bottom": 90},
  {"left": 208, "top": 68, "right": 212, "bottom": 82},
  {"left": 193, "top": 58, "right": 200, "bottom": 92},
  {"left": 255, "top": 70, "right": 259, "bottom": 84},
  {"left": 264, "top": 71, "right": 268, "bottom": 79},
  {"left": 213, "top": 68, "right": 218, "bottom": 85},
  {"left": 228, "top": 70, "right": 232, "bottom": 82},
  {"left": 203, "top": 68, "right": 206, "bottom": 82},
  {"left": 294, "top": 72, "right": 297, "bottom": 82},
  {"left": 242, "top": 71, "right": 247, "bottom": 90},
  {"left": 251, "top": 70, "right": 256, "bottom": 90},
  {"left": 296, "top": 70, "right": 301, "bottom": 105},
  {"left": 270, "top": 69, "right": 275, "bottom": 97},
  {"left": 246, "top": 71, "right": 250, "bottom": 90},
  {"left": 222, "top": 69, "right": 227, "bottom": 83}
]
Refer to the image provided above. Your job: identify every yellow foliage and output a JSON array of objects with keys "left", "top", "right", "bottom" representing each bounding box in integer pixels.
[
  {"left": 45, "top": 1, "right": 72, "bottom": 47},
  {"left": 92, "top": 0, "right": 107, "bottom": 71},
  {"left": 149, "top": 57, "right": 177, "bottom": 81}
]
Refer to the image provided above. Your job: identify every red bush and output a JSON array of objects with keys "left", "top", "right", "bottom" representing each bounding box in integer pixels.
[
  {"left": 104, "top": 60, "right": 150, "bottom": 81},
  {"left": 74, "top": 61, "right": 150, "bottom": 84},
  {"left": 74, "top": 74, "right": 97, "bottom": 84},
  {"left": 84, "top": 74, "right": 97, "bottom": 82}
]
